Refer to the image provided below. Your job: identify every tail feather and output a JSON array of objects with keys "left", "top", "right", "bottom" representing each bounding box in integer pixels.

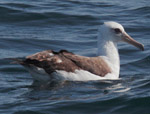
[
  {"left": 6, "top": 58, "right": 26, "bottom": 65},
  {"left": 6, "top": 58, "right": 51, "bottom": 82}
]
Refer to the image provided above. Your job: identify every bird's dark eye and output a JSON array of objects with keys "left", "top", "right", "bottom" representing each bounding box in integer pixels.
[{"left": 114, "top": 28, "right": 121, "bottom": 34}]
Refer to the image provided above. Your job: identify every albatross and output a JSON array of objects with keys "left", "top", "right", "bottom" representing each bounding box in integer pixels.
[{"left": 13, "top": 21, "right": 144, "bottom": 82}]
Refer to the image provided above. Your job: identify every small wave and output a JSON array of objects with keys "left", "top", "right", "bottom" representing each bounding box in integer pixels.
[
  {"left": 0, "top": 2, "right": 98, "bottom": 25},
  {"left": 121, "top": 55, "right": 150, "bottom": 76},
  {"left": 125, "top": 6, "right": 150, "bottom": 14},
  {"left": 0, "top": 5, "right": 47, "bottom": 23},
  {"left": 0, "top": 5, "right": 97, "bottom": 25},
  {"left": 111, "top": 96, "right": 150, "bottom": 114},
  {"left": 2, "top": 2, "right": 36, "bottom": 8},
  {"left": 132, "top": 6, "right": 150, "bottom": 11},
  {"left": 42, "top": 12, "right": 97, "bottom": 25},
  {"left": 122, "top": 55, "right": 150, "bottom": 66},
  {"left": 68, "top": 0, "right": 115, "bottom": 7},
  {"left": 0, "top": 5, "right": 21, "bottom": 13}
]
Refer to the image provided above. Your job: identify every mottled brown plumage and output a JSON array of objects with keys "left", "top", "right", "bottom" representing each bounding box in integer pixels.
[{"left": 20, "top": 50, "right": 111, "bottom": 77}]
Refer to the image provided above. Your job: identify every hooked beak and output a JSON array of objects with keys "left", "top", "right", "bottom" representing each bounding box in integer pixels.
[{"left": 122, "top": 32, "right": 144, "bottom": 51}]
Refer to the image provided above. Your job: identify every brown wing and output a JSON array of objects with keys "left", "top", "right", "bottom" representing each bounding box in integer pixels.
[
  {"left": 23, "top": 50, "right": 80, "bottom": 74},
  {"left": 22, "top": 50, "right": 111, "bottom": 77},
  {"left": 61, "top": 51, "right": 111, "bottom": 77}
]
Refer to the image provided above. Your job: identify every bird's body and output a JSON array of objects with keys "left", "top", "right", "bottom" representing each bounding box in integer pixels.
[
  {"left": 14, "top": 21, "right": 144, "bottom": 82},
  {"left": 19, "top": 50, "right": 114, "bottom": 82}
]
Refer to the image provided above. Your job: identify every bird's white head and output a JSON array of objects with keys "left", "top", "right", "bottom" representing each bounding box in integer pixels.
[
  {"left": 99, "top": 21, "right": 144, "bottom": 51},
  {"left": 97, "top": 21, "right": 144, "bottom": 79}
]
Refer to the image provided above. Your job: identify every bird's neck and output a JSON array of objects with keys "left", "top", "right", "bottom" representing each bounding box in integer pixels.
[{"left": 97, "top": 36, "right": 120, "bottom": 78}]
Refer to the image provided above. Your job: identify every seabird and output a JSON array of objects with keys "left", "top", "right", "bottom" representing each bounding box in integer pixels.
[{"left": 13, "top": 21, "right": 144, "bottom": 82}]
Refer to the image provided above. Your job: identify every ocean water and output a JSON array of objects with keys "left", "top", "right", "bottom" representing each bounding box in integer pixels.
[{"left": 0, "top": 0, "right": 150, "bottom": 114}]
